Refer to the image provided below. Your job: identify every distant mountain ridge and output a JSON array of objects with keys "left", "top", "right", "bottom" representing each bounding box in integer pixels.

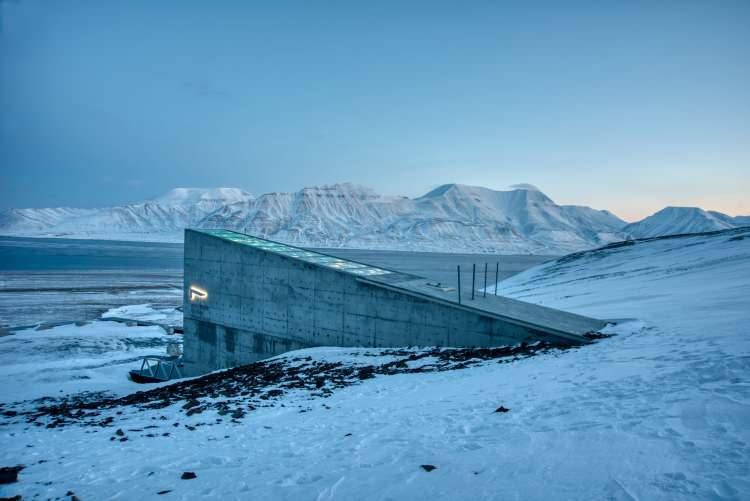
[
  {"left": 0, "top": 188, "right": 253, "bottom": 236},
  {"left": 0, "top": 183, "right": 747, "bottom": 254},
  {"left": 623, "top": 206, "right": 747, "bottom": 238}
]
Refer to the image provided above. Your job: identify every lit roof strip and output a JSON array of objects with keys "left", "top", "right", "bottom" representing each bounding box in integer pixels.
[{"left": 201, "top": 229, "right": 391, "bottom": 276}]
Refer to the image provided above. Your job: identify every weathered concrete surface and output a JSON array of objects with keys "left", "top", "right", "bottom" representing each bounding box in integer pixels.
[
  {"left": 377, "top": 278, "right": 605, "bottom": 344},
  {"left": 183, "top": 229, "right": 607, "bottom": 375}
]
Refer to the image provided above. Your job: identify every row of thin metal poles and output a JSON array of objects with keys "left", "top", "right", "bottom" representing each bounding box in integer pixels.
[{"left": 456, "top": 262, "right": 499, "bottom": 305}]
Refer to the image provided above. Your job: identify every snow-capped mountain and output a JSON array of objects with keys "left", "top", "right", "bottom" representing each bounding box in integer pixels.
[
  {"left": 0, "top": 188, "right": 253, "bottom": 239},
  {"left": 622, "top": 206, "right": 743, "bottom": 238},
  {"left": 0, "top": 183, "right": 626, "bottom": 254},
  {"left": 0, "top": 207, "right": 96, "bottom": 233},
  {"left": 9, "top": 183, "right": 746, "bottom": 254},
  {"left": 200, "top": 184, "right": 414, "bottom": 247},
  {"left": 198, "top": 183, "right": 628, "bottom": 254},
  {"left": 149, "top": 187, "right": 252, "bottom": 208}
]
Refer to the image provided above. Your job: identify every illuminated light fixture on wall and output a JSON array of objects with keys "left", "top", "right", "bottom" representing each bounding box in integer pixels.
[{"left": 189, "top": 285, "right": 208, "bottom": 302}]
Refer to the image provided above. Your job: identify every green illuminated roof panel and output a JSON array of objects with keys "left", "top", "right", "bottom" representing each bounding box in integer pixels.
[{"left": 200, "top": 229, "right": 392, "bottom": 276}]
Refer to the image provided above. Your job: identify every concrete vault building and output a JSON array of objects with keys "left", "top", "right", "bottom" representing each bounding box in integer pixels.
[{"left": 182, "top": 229, "right": 606, "bottom": 375}]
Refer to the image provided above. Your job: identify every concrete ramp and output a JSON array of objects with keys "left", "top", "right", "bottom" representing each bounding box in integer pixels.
[{"left": 364, "top": 277, "right": 606, "bottom": 344}]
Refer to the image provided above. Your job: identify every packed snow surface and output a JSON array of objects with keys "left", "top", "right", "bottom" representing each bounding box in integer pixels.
[
  {"left": 0, "top": 319, "right": 175, "bottom": 403},
  {"left": 102, "top": 304, "right": 184, "bottom": 328},
  {"left": 1, "top": 228, "right": 749, "bottom": 500}
]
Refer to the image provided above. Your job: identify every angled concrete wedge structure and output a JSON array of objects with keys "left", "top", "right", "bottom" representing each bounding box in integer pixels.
[{"left": 183, "top": 229, "right": 607, "bottom": 375}]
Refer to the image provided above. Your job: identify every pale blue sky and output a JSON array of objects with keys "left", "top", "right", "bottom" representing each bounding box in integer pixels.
[{"left": 1, "top": 0, "right": 748, "bottom": 221}]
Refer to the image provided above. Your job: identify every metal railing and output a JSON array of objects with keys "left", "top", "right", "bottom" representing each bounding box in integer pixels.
[{"left": 456, "top": 261, "right": 500, "bottom": 305}]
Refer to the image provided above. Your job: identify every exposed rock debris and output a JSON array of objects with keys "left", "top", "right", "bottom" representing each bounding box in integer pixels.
[
  {"left": 1, "top": 342, "right": 580, "bottom": 432},
  {"left": 0, "top": 465, "right": 24, "bottom": 484}
]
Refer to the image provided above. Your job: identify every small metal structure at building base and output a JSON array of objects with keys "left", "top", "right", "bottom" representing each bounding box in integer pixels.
[{"left": 128, "top": 355, "right": 184, "bottom": 384}]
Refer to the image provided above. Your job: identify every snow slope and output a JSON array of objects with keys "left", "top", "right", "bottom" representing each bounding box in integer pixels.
[
  {"left": 495, "top": 226, "right": 750, "bottom": 325},
  {"left": 490, "top": 227, "right": 750, "bottom": 496},
  {"left": 0, "top": 320, "right": 175, "bottom": 403},
  {"left": 1, "top": 228, "right": 749, "bottom": 500},
  {"left": 0, "top": 183, "right": 627, "bottom": 254},
  {"left": 623, "top": 206, "right": 742, "bottom": 238}
]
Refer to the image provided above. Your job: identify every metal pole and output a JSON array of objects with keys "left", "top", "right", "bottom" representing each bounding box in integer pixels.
[
  {"left": 457, "top": 265, "right": 461, "bottom": 304},
  {"left": 494, "top": 262, "right": 499, "bottom": 296},
  {"left": 483, "top": 263, "right": 487, "bottom": 297},
  {"left": 471, "top": 263, "right": 476, "bottom": 300}
]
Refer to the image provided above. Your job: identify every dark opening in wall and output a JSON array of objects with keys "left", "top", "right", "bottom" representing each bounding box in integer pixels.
[
  {"left": 225, "top": 327, "right": 236, "bottom": 353},
  {"left": 197, "top": 320, "right": 216, "bottom": 344}
]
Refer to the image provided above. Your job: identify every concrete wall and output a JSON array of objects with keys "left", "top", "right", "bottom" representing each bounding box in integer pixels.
[{"left": 183, "top": 230, "right": 554, "bottom": 375}]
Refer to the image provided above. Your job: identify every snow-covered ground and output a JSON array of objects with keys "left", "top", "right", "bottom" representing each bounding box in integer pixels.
[
  {"left": 0, "top": 312, "right": 180, "bottom": 403},
  {"left": 495, "top": 227, "right": 749, "bottom": 338},
  {"left": 102, "top": 304, "right": 184, "bottom": 328},
  {"left": 1, "top": 228, "right": 749, "bottom": 500}
]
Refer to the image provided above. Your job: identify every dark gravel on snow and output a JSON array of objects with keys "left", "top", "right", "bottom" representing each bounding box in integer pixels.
[
  {"left": 1, "top": 341, "right": 581, "bottom": 431},
  {"left": 0, "top": 465, "right": 24, "bottom": 484}
]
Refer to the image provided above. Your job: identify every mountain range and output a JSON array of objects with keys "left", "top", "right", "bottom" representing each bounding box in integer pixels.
[
  {"left": 1, "top": 184, "right": 747, "bottom": 254},
  {"left": 622, "top": 206, "right": 746, "bottom": 238}
]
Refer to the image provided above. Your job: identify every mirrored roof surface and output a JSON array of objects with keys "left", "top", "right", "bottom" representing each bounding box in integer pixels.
[{"left": 201, "top": 229, "right": 392, "bottom": 276}]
